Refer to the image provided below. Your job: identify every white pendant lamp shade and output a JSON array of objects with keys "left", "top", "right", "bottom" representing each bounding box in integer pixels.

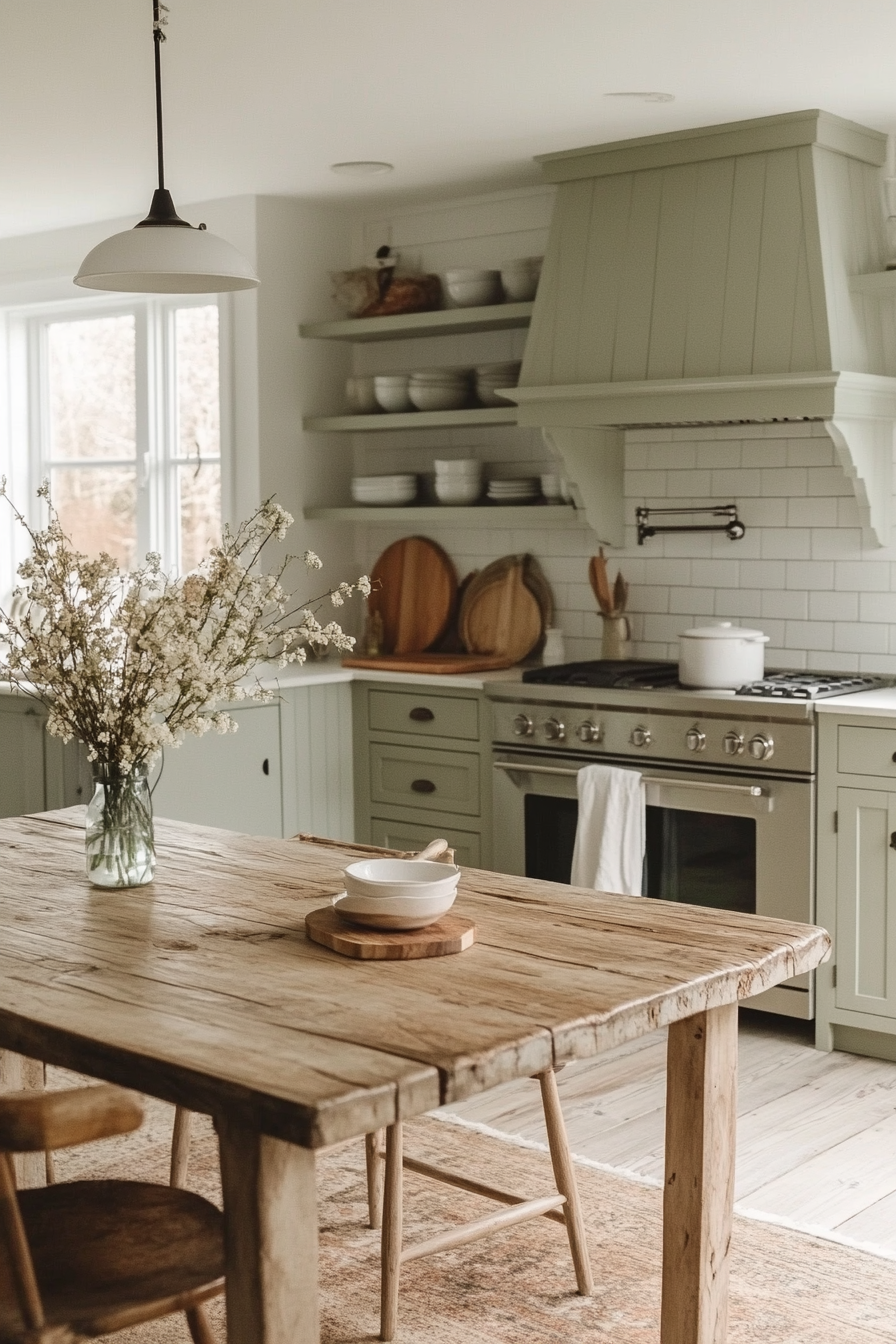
[
  {"left": 75, "top": 3, "right": 259, "bottom": 295},
  {"left": 75, "top": 220, "right": 258, "bottom": 293}
]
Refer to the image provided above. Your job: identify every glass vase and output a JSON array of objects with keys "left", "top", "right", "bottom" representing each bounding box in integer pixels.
[{"left": 85, "top": 762, "right": 155, "bottom": 888}]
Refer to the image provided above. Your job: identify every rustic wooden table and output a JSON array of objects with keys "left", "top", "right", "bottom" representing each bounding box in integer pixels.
[{"left": 0, "top": 810, "right": 829, "bottom": 1344}]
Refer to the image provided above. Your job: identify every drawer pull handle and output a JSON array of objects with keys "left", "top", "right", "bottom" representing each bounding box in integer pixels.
[
  {"left": 411, "top": 778, "right": 436, "bottom": 794},
  {"left": 891, "top": 753, "right": 896, "bottom": 764},
  {"left": 262, "top": 758, "right": 270, "bottom": 776},
  {"left": 409, "top": 707, "right": 435, "bottom": 722},
  {"left": 891, "top": 833, "right": 896, "bottom": 851}
]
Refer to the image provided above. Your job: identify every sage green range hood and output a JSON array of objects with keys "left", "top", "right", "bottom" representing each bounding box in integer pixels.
[{"left": 507, "top": 110, "right": 896, "bottom": 546}]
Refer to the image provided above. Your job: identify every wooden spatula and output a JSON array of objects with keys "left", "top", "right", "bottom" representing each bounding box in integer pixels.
[
  {"left": 613, "top": 570, "right": 629, "bottom": 614},
  {"left": 589, "top": 551, "right": 613, "bottom": 615}
]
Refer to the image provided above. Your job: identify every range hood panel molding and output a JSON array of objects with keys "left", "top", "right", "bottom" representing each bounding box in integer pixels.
[{"left": 512, "top": 110, "right": 896, "bottom": 546}]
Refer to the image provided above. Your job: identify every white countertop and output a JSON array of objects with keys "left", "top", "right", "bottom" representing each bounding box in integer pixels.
[
  {"left": 816, "top": 688, "right": 896, "bottom": 717},
  {"left": 254, "top": 661, "right": 526, "bottom": 692}
]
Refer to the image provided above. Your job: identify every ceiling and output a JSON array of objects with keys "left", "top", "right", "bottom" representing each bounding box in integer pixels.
[{"left": 5, "top": 0, "right": 896, "bottom": 240}]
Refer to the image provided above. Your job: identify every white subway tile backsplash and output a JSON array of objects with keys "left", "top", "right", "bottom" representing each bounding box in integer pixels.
[
  {"left": 642, "top": 558, "right": 692, "bottom": 585},
  {"left": 807, "top": 467, "right": 853, "bottom": 496},
  {"left": 762, "top": 591, "right": 809, "bottom": 620},
  {"left": 741, "top": 499, "right": 788, "bottom": 527},
  {"left": 785, "top": 561, "right": 835, "bottom": 591},
  {"left": 695, "top": 442, "right": 741, "bottom": 468},
  {"left": 646, "top": 443, "right": 698, "bottom": 469},
  {"left": 761, "top": 468, "right": 808, "bottom": 497},
  {"left": 834, "top": 623, "right": 890, "bottom": 655},
  {"left": 760, "top": 529, "right": 812, "bottom": 559},
  {"left": 859, "top": 653, "right": 896, "bottom": 674},
  {"left": 784, "top": 620, "right": 834, "bottom": 650},
  {"left": 860, "top": 591, "right": 896, "bottom": 623},
  {"left": 630, "top": 585, "right": 671, "bottom": 612},
  {"left": 711, "top": 469, "right": 762, "bottom": 496},
  {"left": 691, "top": 559, "right": 740, "bottom": 587},
  {"left": 716, "top": 590, "right": 762, "bottom": 618},
  {"left": 787, "top": 496, "right": 838, "bottom": 528},
  {"left": 785, "top": 441, "right": 837, "bottom": 468},
  {"left": 807, "top": 650, "right": 860, "bottom": 673},
  {"left": 809, "top": 591, "right": 859, "bottom": 622},
  {"left": 744, "top": 441, "right": 787, "bottom": 469},
  {"left": 810, "top": 528, "right": 863, "bottom": 559},
  {"left": 740, "top": 559, "right": 787, "bottom": 589},
  {"left": 669, "top": 587, "right": 715, "bottom": 615},
  {"left": 664, "top": 470, "right": 713, "bottom": 497},
  {"left": 836, "top": 561, "right": 891, "bottom": 591}
]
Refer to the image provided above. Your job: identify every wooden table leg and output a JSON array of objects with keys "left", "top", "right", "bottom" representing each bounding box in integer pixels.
[
  {"left": 217, "top": 1116, "right": 319, "bottom": 1344},
  {"left": 0, "top": 1052, "right": 46, "bottom": 1189},
  {"left": 661, "top": 1003, "right": 738, "bottom": 1344}
]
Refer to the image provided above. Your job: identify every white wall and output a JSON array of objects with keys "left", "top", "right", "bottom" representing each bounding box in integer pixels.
[{"left": 345, "top": 186, "right": 896, "bottom": 676}]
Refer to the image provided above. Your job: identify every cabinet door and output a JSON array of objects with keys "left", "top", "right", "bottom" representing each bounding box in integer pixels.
[
  {"left": 836, "top": 786, "right": 896, "bottom": 1018},
  {"left": 0, "top": 701, "right": 45, "bottom": 818},
  {"left": 151, "top": 705, "right": 283, "bottom": 837}
]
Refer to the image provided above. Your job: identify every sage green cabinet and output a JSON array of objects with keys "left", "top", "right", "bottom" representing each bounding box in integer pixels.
[
  {"left": 817, "top": 712, "right": 896, "bottom": 1059},
  {"left": 0, "top": 695, "right": 85, "bottom": 819},
  {"left": 353, "top": 682, "right": 491, "bottom": 868}
]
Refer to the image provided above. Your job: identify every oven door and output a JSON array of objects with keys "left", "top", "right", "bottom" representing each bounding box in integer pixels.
[{"left": 492, "top": 750, "right": 815, "bottom": 1018}]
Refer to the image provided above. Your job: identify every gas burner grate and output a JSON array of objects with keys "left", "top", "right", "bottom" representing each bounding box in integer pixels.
[{"left": 736, "top": 673, "right": 884, "bottom": 699}]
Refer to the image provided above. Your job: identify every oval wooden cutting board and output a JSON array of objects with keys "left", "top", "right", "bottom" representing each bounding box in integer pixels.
[
  {"left": 369, "top": 537, "right": 457, "bottom": 654},
  {"left": 459, "top": 556, "right": 543, "bottom": 663}
]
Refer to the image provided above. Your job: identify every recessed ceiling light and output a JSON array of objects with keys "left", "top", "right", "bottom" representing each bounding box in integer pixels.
[
  {"left": 330, "top": 161, "right": 394, "bottom": 176},
  {"left": 604, "top": 92, "right": 675, "bottom": 103}
]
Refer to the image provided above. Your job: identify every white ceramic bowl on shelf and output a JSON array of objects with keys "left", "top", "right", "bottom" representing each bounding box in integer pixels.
[
  {"left": 433, "top": 457, "right": 480, "bottom": 475},
  {"left": 445, "top": 268, "right": 502, "bottom": 308},
  {"left": 351, "top": 473, "right": 417, "bottom": 506},
  {"left": 500, "top": 256, "right": 544, "bottom": 301},
  {"left": 434, "top": 478, "right": 481, "bottom": 505},
  {"left": 373, "top": 375, "right": 413, "bottom": 413}
]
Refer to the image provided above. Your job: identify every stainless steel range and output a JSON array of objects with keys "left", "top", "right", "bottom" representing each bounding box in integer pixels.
[{"left": 489, "top": 661, "right": 888, "bottom": 1020}]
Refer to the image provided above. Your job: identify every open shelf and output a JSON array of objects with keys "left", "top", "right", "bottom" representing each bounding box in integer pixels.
[
  {"left": 299, "top": 301, "right": 534, "bottom": 343},
  {"left": 303, "top": 504, "right": 577, "bottom": 525},
  {"left": 303, "top": 406, "right": 518, "bottom": 432}
]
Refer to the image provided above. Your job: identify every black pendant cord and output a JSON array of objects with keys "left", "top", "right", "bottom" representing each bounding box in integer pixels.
[
  {"left": 137, "top": 1, "right": 191, "bottom": 228},
  {"left": 152, "top": 0, "right": 167, "bottom": 192}
]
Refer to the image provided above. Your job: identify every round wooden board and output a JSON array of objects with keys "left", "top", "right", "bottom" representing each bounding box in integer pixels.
[
  {"left": 305, "top": 906, "right": 476, "bottom": 960},
  {"left": 459, "top": 558, "right": 543, "bottom": 663},
  {"left": 368, "top": 536, "right": 457, "bottom": 655}
]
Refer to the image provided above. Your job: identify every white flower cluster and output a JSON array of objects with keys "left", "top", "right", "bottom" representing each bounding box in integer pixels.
[{"left": 0, "top": 482, "right": 372, "bottom": 773}]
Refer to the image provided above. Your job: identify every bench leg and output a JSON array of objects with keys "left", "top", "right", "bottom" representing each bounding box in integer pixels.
[
  {"left": 171, "top": 1105, "right": 194, "bottom": 1188},
  {"left": 380, "top": 1123, "right": 403, "bottom": 1342},
  {"left": 366, "top": 1129, "right": 385, "bottom": 1229},
  {"left": 538, "top": 1066, "right": 593, "bottom": 1295}
]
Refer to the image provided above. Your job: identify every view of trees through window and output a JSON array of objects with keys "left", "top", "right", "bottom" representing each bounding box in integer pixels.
[{"left": 43, "top": 302, "right": 221, "bottom": 572}]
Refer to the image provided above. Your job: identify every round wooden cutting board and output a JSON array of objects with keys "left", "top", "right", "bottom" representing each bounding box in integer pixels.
[
  {"left": 305, "top": 906, "right": 476, "bottom": 960},
  {"left": 459, "top": 556, "right": 543, "bottom": 663},
  {"left": 369, "top": 536, "right": 457, "bottom": 654}
]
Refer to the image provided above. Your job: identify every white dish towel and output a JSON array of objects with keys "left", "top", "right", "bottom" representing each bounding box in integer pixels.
[{"left": 570, "top": 763, "right": 645, "bottom": 896}]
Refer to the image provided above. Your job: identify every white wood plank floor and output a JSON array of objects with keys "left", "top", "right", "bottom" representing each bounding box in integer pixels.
[{"left": 440, "top": 1011, "right": 896, "bottom": 1255}]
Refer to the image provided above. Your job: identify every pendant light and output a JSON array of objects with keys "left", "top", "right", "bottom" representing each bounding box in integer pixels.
[{"left": 75, "top": 1, "right": 258, "bottom": 294}]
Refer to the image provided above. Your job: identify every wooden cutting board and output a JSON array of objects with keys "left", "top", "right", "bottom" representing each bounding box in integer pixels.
[
  {"left": 459, "top": 556, "right": 544, "bottom": 662},
  {"left": 305, "top": 907, "right": 476, "bottom": 959},
  {"left": 523, "top": 554, "right": 554, "bottom": 631},
  {"left": 342, "top": 652, "right": 513, "bottom": 674},
  {"left": 369, "top": 537, "right": 457, "bottom": 654}
]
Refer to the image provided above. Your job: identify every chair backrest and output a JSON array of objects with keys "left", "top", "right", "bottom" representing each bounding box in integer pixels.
[
  {"left": 0, "top": 1084, "right": 142, "bottom": 1154},
  {"left": 0, "top": 1085, "right": 144, "bottom": 1339}
]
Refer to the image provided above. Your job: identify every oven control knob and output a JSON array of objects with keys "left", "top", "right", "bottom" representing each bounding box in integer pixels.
[
  {"left": 748, "top": 733, "right": 775, "bottom": 762},
  {"left": 630, "top": 725, "right": 651, "bottom": 748},
  {"left": 576, "top": 720, "right": 603, "bottom": 744},
  {"left": 723, "top": 731, "right": 745, "bottom": 756},
  {"left": 685, "top": 726, "right": 706, "bottom": 753},
  {"left": 543, "top": 717, "right": 566, "bottom": 742},
  {"left": 512, "top": 714, "right": 534, "bottom": 738}
]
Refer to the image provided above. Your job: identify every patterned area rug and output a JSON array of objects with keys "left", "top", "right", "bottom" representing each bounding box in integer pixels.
[{"left": 46, "top": 1074, "right": 896, "bottom": 1343}]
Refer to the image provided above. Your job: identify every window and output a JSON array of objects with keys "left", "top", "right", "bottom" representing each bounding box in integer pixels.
[{"left": 12, "top": 297, "right": 223, "bottom": 574}]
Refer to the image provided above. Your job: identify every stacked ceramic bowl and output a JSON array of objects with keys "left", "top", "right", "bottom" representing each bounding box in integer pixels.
[
  {"left": 332, "top": 858, "right": 461, "bottom": 930},
  {"left": 374, "top": 374, "right": 413, "bottom": 412},
  {"left": 486, "top": 476, "right": 540, "bottom": 505},
  {"left": 475, "top": 361, "right": 522, "bottom": 407},
  {"left": 408, "top": 367, "right": 471, "bottom": 412},
  {"left": 500, "top": 256, "right": 544, "bottom": 301},
  {"left": 351, "top": 474, "right": 417, "bottom": 506},
  {"left": 444, "top": 268, "right": 503, "bottom": 307},
  {"left": 433, "top": 458, "right": 482, "bottom": 505}
]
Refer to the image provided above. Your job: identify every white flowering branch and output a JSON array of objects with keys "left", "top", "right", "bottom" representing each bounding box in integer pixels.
[{"left": 0, "top": 482, "right": 371, "bottom": 773}]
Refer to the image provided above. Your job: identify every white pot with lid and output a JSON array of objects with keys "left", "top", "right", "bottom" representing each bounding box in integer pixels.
[{"left": 678, "top": 622, "right": 770, "bottom": 690}]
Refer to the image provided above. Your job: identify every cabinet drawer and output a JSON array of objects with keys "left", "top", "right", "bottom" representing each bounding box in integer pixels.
[
  {"left": 838, "top": 725, "right": 896, "bottom": 778},
  {"left": 370, "top": 816, "right": 481, "bottom": 867},
  {"left": 369, "top": 743, "right": 480, "bottom": 816},
  {"left": 368, "top": 689, "right": 479, "bottom": 741}
]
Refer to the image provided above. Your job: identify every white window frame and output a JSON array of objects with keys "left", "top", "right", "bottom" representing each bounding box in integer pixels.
[{"left": 1, "top": 292, "right": 232, "bottom": 583}]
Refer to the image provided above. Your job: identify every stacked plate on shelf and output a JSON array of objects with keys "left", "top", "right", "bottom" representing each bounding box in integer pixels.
[
  {"left": 474, "top": 361, "right": 522, "bottom": 407},
  {"left": 351, "top": 474, "right": 418, "bottom": 506},
  {"left": 408, "top": 367, "right": 471, "bottom": 412},
  {"left": 486, "top": 477, "right": 540, "bottom": 505}
]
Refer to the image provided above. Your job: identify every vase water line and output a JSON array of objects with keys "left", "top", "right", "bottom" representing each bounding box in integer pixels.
[{"left": 85, "top": 763, "right": 155, "bottom": 888}]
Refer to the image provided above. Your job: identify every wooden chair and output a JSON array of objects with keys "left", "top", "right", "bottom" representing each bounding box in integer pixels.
[
  {"left": 368, "top": 1065, "right": 592, "bottom": 1341},
  {"left": 0, "top": 1084, "right": 224, "bottom": 1344}
]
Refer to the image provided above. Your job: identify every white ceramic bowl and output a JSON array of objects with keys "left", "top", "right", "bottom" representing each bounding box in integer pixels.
[
  {"left": 434, "top": 458, "right": 480, "bottom": 474},
  {"left": 343, "top": 857, "right": 461, "bottom": 901},
  {"left": 346, "top": 375, "right": 379, "bottom": 414},
  {"left": 374, "top": 376, "right": 412, "bottom": 413},
  {"left": 408, "top": 383, "right": 469, "bottom": 412},
  {"left": 331, "top": 888, "right": 457, "bottom": 930},
  {"left": 410, "top": 367, "right": 470, "bottom": 383},
  {"left": 445, "top": 269, "right": 502, "bottom": 307},
  {"left": 435, "top": 479, "right": 481, "bottom": 505},
  {"left": 500, "top": 256, "right": 543, "bottom": 301}
]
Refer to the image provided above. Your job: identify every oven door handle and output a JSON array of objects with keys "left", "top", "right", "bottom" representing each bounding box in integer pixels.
[{"left": 492, "top": 759, "right": 768, "bottom": 798}]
